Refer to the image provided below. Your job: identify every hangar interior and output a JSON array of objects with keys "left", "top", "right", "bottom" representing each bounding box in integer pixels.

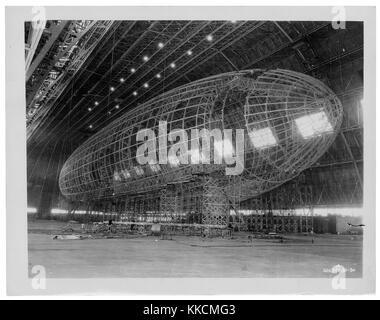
[{"left": 26, "top": 20, "right": 363, "bottom": 236}]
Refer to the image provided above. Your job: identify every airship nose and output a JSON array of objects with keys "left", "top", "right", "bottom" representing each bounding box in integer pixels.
[{"left": 225, "top": 69, "right": 342, "bottom": 198}]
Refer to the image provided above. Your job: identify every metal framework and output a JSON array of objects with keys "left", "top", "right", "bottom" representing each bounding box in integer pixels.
[
  {"left": 26, "top": 20, "right": 115, "bottom": 139},
  {"left": 30, "top": 20, "right": 326, "bottom": 152},
  {"left": 59, "top": 69, "right": 343, "bottom": 226},
  {"left": 238, "top": 177, "right": 314, "bottom": 233}
]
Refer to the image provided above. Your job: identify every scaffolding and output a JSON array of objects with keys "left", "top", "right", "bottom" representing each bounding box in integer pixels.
[{"left": 239, "top": 179, "right": 314, "bottom": 233}]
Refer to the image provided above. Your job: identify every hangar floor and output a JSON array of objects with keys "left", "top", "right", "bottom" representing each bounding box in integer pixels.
[{"left": 28, "top": 220, "right": 362, "bottom": 278}]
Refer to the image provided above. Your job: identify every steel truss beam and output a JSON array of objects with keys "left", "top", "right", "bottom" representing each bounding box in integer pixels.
[{"left": 27, "top": 20, "right": 116, "bottom": 140}]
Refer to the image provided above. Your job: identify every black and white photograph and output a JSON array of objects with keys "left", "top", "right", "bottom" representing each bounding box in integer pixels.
[{"left": 3, "top": 4, "right": 377, "bottom": 298}]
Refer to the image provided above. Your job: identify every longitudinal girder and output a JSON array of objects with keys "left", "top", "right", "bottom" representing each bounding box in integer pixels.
[{"left": 59, "top": 69, "right": 343, "bottom": 203}]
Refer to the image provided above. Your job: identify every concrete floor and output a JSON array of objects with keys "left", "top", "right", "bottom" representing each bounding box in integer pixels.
[{"left": 28, "top": 220, "right": 362, "bottom": 278}]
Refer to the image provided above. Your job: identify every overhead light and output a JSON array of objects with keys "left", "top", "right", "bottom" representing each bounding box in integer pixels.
[
  {"left": 156, "top": 73, "right": 161, "bottom": 79},
  {"left": 170, "top": 62, "right": 176, "bottom": 68},
  {"left": 110, "top": 86, "right": 115, "bottom": 92},
  {"left": 295, "top": 111, "right": 333, "bottom": 139},
  {"left": 133, "top": 91, "right": 138, "bottom": 96},
  {"left": 143, "top": 83, "right": 149, "bottom": 88},
  {"left": 120, "top": 78, "right": 125, "bottom": 83},
  {"left": 115, "top": 105, "right": 120, "bottom": 109},
  {"left": 158, "top": 42, "right": 164, "bottom": 49},
  {"left": 89, "top": 125, "right": 93, "bottom": 129},
  {"left": 206, "top": 34, "right": 213, "bottom": 42},
  {"left": 108, "top": 111, "right": 112, "bottom": 115},
  {"left": 248, "top": 127, "right": 278, "bottom": 149},
  {"left": 130, "top": 68, "right": 136, "bottom": 73},
  {"left": 88, "top": 107, "right": 92, "bottom": 111},
  {"left": 143, "top": 55, "right": 149, "bottom": 62},
  {"left": 230, "top": 20, "right": 237, "bottom": 24},
  {"left": 94, "top": 101, "right": 99, "bottom": 106},
  {"left": 187, "top": 50, "right": 193, "bottom": 56}
]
